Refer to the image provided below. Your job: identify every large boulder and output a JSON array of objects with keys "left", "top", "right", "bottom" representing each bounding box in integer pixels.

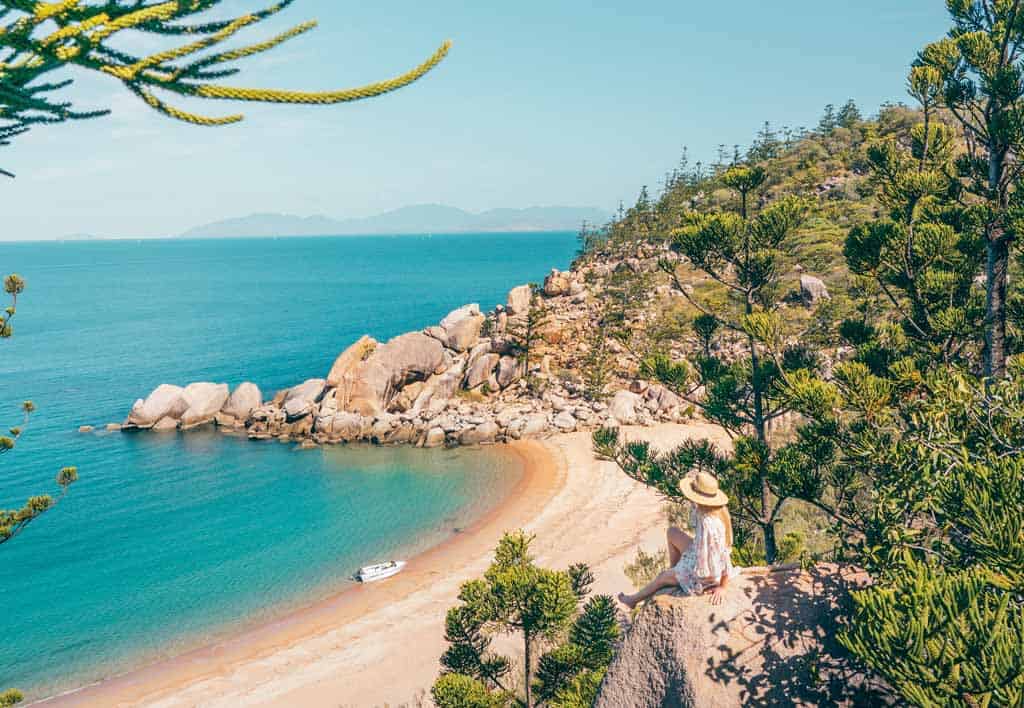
[
  {"left": 341, "top": 333, "right": 447, "bottom": 417},
  {"left": 595, "top": 565, "right": 883, "bottom": 708},
  {"left": 800, "top": 274, "right": 830, "bottom": 305},
  {"left": 506, "top": 284, "right": 533, "bottom": 316},
  {"left": 609, "top": 390, "right": 643, "bottom": 425},
  {"left": 423, "top": 427, "right": 446, "bottom": 448},
  {"left": 283, "top": 379, "right": 326, "bottom": 421},
  {"left": 152, "top": 416, "right": 179, "bottom": 432},
  {"left": 326, "top": 335, "right": 378, "bottom": 386},
  {"left": 496, "top": 355, "right": 521, "bottom": 389},
  {"left": 553, "top": 410, "right": 576, "bottom": 432},
  {"left": 128, "top": 384, "right": 188, "bottom": 428},
  {"left": 543, "top": 269, "right": 572, "bottom": 297},
  {"left": 222, "top": 382, "right": 262, "bottom": 420},
  {"left": 507, "top": 413, "right": 549, "bottom": 439},
  {"left": 179, "top": 382, "right": 230, "bottom": 429},
  {"left": 438, "top": 304, "right": 485, "bottom": 352},
  {"left": 645, "top": 383, "right": 684, "bottom": 414},
  {"left": 459, "top": 421, "right": 499, "bottom": 445},
  {"left": 466, "top": 353, "right": 500, "bottom": 390},
  {"left": 412, "top": 357, "right": 467, "bottom": 415},
  {"left": 315, "top": 411, "right": 369, "bottom": 441}
]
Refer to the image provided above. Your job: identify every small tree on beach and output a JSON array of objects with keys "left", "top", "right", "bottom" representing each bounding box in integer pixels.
[
  {"left": 0, "top": 1, "right": 450, "bottom": 178},
  {"left": 432, "top": 531, "right": 618, "bottom": 708}
]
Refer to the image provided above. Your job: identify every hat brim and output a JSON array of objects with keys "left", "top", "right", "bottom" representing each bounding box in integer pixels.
[{"left": 680, "top": 478, "right": 729, "bottom": 507}]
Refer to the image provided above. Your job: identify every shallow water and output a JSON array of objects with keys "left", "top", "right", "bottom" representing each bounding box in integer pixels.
[{"left": 0, "top": 232, "right": 575, "bottom": 698}]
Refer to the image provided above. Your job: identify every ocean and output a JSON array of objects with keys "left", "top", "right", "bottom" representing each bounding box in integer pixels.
[{"left": 0, "top": 232, "right": 577, "bottom": 700}]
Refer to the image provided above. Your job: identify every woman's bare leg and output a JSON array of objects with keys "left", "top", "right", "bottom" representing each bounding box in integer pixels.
[
  {"left": 618, "top": 570, "right": 678, "bottom": 609},
  {"left": 667, "top": 526, "right": 692, "bottom": 567}
]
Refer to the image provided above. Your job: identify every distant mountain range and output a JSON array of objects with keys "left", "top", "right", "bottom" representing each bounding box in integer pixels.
[{"left": 178, "top": 204, "right": 612, "bottom": 239}]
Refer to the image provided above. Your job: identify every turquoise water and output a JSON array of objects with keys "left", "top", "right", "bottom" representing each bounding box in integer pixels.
[{"left": 0, "top": 233, "right": 576, "bottom": 699}]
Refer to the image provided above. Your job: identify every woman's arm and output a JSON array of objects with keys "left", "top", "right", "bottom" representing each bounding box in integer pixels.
[{"left": 707, "top": 570, "right": 729, "bottom": 605}]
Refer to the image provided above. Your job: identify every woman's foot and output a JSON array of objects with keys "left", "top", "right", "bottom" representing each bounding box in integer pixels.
[{"left": 617, "top": 592, "right": 638, "bottom": 609}]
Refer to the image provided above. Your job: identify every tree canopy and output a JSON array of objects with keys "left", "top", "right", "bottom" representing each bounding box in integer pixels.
[{"left": 0, "top": 0, "right": 450, "bottom": 177}]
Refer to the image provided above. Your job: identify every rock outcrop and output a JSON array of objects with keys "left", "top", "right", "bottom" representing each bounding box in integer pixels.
[
  {"left": 180, "top": 382, "right": 230, "bottom": 429},
  {"left": 282, "top": 379, "right": 325, "bottom": 421},
  {"left": 506, "top": 284, "right": 533, "bottom": 315},
  {"left": 342, "top": 332, "right": 446, "bottom": 417},
  {"left": 435, "top": 304, "right": 485, "bottom": 352},
  {"left": 595, "top": 565, "right": 889, "bottom": 708},
  {"left": 119, "top": 262, "right": 702, "bottom": 447},
  {"left": 800, "top": 274, "right": 830, "bottom": 305},
  {"left": 222, "top": 382, "right": 262, "bottom": 420},
  {"left": 543, "top": 268, "right": 573, "bottom": 297},
  {"left": 128, "top": 384, "right": 188, "bottom": 428},
  {"left": 326, "top": 335, "right": 377, "bottom": 386},
  {"left": 609, "top": 390, "right": 643, "bottom": 425}
]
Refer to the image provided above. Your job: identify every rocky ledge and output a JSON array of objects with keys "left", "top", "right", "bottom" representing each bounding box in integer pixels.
[
  {"left": 595, "top": 564, "right": 891, "bottom": 707},
  {"left": 113, "top": 271, "right": 694, "bottom": 449}
]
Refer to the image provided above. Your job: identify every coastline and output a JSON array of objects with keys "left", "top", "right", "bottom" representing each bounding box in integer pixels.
[{"left": 36, "top": 423, "right": 727, "bottom": 707}]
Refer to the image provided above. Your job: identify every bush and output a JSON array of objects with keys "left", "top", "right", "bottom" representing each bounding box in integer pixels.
[{"left": 431, "top": 673, "right": 506, "bottom": 708}]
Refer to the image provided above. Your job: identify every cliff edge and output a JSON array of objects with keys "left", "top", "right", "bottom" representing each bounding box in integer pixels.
[{"left": 595, "top": 564, "right": 890, "bottom": 707}]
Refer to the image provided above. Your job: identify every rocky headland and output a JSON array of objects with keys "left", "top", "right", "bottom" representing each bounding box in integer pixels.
[{"left": 112, "top": 254, "right": 712, "bottom": 449}]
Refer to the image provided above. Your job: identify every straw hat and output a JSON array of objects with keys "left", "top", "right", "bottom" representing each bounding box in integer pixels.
[{"left": 681, "top": 471, "right": 729, "bottom": 508}]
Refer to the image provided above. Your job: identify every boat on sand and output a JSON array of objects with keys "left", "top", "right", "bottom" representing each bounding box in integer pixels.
[{"left": 356, "top": 561, "right": 406, "bottom": 583}]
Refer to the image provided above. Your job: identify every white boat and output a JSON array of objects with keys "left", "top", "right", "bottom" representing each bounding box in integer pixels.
[{"left": 356, "top": 560, "right": 406, "bottom": 583}]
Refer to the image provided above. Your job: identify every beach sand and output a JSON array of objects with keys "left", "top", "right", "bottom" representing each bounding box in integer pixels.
[{"left": 38, "top": 422, "right": 729, "bottom": 708}]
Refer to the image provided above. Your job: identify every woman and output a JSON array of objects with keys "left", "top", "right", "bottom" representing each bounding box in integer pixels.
[{"left": 618, "top": 471, "right": 740, "bottom": 608}]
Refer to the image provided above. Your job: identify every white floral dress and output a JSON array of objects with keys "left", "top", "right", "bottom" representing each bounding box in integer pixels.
[{"left": 673, "top": 508, "right": 741, "bottom": 595}]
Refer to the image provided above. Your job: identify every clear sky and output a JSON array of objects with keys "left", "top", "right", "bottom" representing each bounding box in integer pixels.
[{"left": 2, "top": 0, "right": 949, "bottom": 240}]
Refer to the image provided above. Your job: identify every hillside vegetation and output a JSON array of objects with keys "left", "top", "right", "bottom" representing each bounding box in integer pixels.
[{"left": 432, "top": 70, "right": 1024, "bottom": 707}]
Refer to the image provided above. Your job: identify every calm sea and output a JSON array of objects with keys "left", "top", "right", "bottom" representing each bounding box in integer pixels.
[{"left": 0, "top": 232, "right": 576, "bottom": 699}]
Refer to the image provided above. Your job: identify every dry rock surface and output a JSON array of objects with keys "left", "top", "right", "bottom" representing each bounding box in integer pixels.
[
  {"left": 110, "top": 247, "right": 833, "bottom": 449},
  {"left": 114, "top": 276, "right": 694, "bottom": 445},
  {"left": 596, "top": 564, "right": 890, "bottom": 708}
]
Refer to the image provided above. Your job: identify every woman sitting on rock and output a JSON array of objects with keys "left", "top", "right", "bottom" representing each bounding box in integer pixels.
[{"left": 618, "top": 472, "right": 740, "bottom": 608}]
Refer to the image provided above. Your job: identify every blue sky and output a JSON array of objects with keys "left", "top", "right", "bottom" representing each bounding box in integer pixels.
[{"left": 3, "top": 1, "right": 949, "bottom": 240}]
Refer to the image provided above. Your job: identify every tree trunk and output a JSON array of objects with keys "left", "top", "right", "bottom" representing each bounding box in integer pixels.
[
  {"left": 985, "top": 233, "right": 1010, "bottom": 379},
  {"left": 524, "top": 632, "right": 533, "bottom": 707},
  {"left": 745, "top": 294, "right": 776, "bottom": 563},
  {"left": 763, "top": 521, "right": 778, "bottom": 564}
]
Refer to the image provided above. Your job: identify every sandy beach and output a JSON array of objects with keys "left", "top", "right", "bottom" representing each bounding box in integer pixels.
[{"left": 38, "top": 422, "right": 728, "bottom": 708}]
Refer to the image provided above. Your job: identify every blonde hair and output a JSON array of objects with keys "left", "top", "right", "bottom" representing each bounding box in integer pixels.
[{"left": 700, "top": 505, "right": 733, "bottom": 548}]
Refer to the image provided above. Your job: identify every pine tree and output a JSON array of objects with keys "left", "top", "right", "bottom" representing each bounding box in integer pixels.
[
  {"left": 817, "top": 103, "right": 837, "bottom": 134},
  {"left": 748, "top": 121, "right": 781, "bottom": 162},
  {"left": 836, "top": 99, "right": 862, "bottom": 129},
  {"left": 0, "top": 1, "right": 450, "bottom": 178},
  {"left": 598, "top": 165, "right": 811, "bottom": 562},
  {"left": 507, "top": 286, "right": 550, "bottom": 392},
  {"left": 817, "top": 367, "right": 1024, "bottom": 707},
  {"left": 581, "top": 323, "right": 612, "bottom": 402},
  {"left": 843, "top": 66, "right": 985, "bottom": 370},
  {"left": 917, "top": 1, "right": 1024, "bottom": 377},
  {"left": 433, "top": 532, "right": 616, "bottom": 708}
]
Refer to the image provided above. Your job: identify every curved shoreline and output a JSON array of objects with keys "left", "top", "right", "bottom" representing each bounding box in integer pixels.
[
  {"left": 37, "top": 423, "right": 723, "bottom": 707},
  {"left": 35, "top": 440, "right": 564, "bottom": 707}
]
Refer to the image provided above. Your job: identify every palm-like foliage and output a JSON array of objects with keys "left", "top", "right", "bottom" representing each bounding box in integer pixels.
[
  {"left": 0, "top": 273, "right": 77, "bottom": 545},
  {"left": 0, "top": 0, "right": 450, "bottom": 176}
]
